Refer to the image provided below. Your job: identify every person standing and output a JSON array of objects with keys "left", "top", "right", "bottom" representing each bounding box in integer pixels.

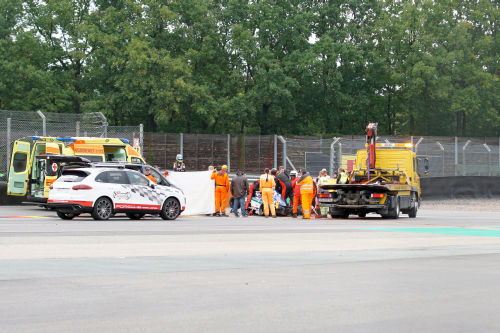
[
  {"left": 275, "top": 166, "right": 293, "bottom": 205},
  {"left": 318, "top": 169, "right": 330, "bottom": 218},
  {"left": 297, "top": 169, "right": 314, "bottom": 219},
  {"left": 173, "top": 154, "right": 186, "bottom": 172},
  {"left": 260, "top": 168, "right": 277, "bottom": 218},
  {"left": 290, "top": 170, "right": 301, "bottom": 218},
  {"left": 338, "top": 168, "right": 348, "bottom": 184},
  {"left": 211, "top": 165, "right": 230, "bottom": 216},
  {"left": 230, "top": 170, "right": 249, "bottom": 217}
]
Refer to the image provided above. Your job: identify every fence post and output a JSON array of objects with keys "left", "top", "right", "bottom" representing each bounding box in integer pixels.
[
  {"left": 483, "top": 143, "right": 491, "bottom": 176},
  {"left": 338, "top": 141, "right": 342, "bottom": 171},
  {"left": 97, "top": 112, "right": 107, "bottom": 137},
  {"left": 330, "top": 137, "right": 340, "bottom": 176},
  {"left": 180, "top": 133, "right": 183, "bottom": 156},
  {"left": 139, "top": 124, "right": 144, "bottom": 153},
  {"left": 415, "top": 137, "right": 423, "bottom": 155},
  {"left": 462, "top": 140, "right": 471, "bottom": 176},
  {"left": 76, "top": 121, "right": 80, "bottom": 136},
  {"left": 36, "top": 110, "right": 46, "bottom": 136},
  {"left": 274, "top": 135, "right": 277, "bottom": 169},
  {"left": 6, "top": 118, "right": 11, "bottom": 174},
  {"left": 227, "top": 134, "right": 230, "bottom": 172},
  {"left": 454, "top": 137, "right": 458, "bottom": 176},
  {"left": 436, "top": 141, "right": 445, "bottom": 177},
  {"left": 410, "top": 136, "right": 414, "bottom": 151},
  {"left": 277, "top": 136, "right": 288, "bottom": 170}
]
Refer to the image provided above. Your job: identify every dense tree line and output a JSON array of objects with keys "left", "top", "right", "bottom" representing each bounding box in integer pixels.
[{"left": 0, "top": 0, "right": 498, "bottom": 136}]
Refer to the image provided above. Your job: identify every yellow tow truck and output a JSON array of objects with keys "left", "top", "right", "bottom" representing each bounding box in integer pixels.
[
  {"left": 7, "top": 136, "right": 145, "bottom": 203},
  {"left": 317, "top": 123, "right": 429, "bottom": 219}
]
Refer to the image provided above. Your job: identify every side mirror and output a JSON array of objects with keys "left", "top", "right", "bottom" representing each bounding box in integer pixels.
[{"left": 424, "top": 157, "right": 430, "bottom": 176}]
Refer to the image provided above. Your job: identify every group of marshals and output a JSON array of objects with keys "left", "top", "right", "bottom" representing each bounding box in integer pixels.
[{"left": 209, "top": 165, "right": 325, "bottom": 219}]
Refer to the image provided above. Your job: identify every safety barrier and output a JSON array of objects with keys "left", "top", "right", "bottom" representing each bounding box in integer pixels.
[{"left": 421, "top": 176, "right": 500, "bottom": 199}]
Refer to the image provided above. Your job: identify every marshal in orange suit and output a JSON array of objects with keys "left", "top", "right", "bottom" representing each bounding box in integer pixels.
[{"left": 211, "top": 165, "right": 230, "bottom": 216}]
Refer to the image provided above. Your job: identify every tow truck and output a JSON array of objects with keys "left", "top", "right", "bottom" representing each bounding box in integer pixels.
[{"left": 317, "top": 123, "right": 429, "bottom": 219}]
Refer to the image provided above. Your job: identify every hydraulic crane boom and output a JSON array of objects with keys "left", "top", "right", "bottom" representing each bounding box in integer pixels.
[{"left": 366, "top": 122, "right": 378, "bottom": 170}]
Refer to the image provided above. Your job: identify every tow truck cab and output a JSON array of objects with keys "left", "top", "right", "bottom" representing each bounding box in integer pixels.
[{"left": 7, "top": 136, "right": 145, "bottom": 202}]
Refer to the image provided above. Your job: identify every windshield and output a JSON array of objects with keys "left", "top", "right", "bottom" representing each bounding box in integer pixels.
[{"left": 104, "top": 146, "right": 127, "bottom": 162}]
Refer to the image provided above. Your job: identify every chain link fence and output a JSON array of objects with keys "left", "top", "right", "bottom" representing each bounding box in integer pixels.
[
  {"left": 0, "top": 110, "right": 143, "bottom": 182},
  {"left": 142, "top": 133, "right": 500, "bottom": 178}
]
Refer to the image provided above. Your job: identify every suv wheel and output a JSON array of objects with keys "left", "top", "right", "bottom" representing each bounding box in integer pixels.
[
  {"left": 92, "top": 197, "right": 113, "bottom": 220},
  {"left": 160, "top": 198, "right": 181, "bottom": 220},
  {"left": 57, "top": 211, "right": 77, "bottom": 220}
]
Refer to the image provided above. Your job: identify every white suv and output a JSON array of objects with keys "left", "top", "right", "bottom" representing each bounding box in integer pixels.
[{"left": 48, "top": 167, "right": 186, "bottom": 220}]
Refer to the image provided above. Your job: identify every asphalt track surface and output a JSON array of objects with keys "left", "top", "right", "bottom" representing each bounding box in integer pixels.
[{"left": 1, "top": 205, "right": 500, "bottom": 332}]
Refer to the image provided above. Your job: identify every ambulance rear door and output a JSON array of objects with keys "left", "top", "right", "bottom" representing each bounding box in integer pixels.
[{"left": 7, "top": 141, "right": 31, "bottom": 196}]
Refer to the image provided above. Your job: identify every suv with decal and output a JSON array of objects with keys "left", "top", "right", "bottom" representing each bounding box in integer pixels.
[{"left": 48, "top": 168, "right": 185, "bottom": 220}]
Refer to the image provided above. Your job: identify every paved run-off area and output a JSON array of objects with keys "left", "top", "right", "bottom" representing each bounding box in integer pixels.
[{"left": 0, "top": 202, "right": 499, "bottom": 332}]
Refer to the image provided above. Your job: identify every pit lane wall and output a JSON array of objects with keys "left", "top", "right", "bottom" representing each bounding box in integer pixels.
[{"left": 2, "top": 177, "right": 500, "bottom": 206}]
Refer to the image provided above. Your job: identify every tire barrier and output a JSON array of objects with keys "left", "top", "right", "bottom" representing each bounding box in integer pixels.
[{"left": 421, "top": 176, "right": 500, "bottom": 199}]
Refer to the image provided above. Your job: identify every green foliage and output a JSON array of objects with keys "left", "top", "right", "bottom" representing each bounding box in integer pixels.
[{"left": 0, "top": 0, "right": 498, "bottom": 136}]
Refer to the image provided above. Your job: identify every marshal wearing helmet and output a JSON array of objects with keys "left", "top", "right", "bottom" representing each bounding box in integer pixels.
[{"left": 173, "top": 154, "right": 186, "bottom": 172}]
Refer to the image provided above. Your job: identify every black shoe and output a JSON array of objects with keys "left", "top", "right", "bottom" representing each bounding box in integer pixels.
[
  {"left": 221, "top": 214, "right": 228, "bottom": 217},
  {"left": 292, "top": 214, "right": 297, "bottom": 218},
  {"left": 265, "top": 215, "right": 269, "bottom": 218},
  {"left": 272, "top": 215, "right": 277, "bottom": 218},
  {"left": 213, "top": 212, "right": 221, "bottom": 217}
]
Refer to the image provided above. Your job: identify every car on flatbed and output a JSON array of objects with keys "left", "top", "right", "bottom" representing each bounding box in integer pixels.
[{"left": 48, "top": 167, "right": 186, "bottom": 220}]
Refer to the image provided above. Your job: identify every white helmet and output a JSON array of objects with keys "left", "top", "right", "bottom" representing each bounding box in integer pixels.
[{"left": 290, "top": 170, "right": 297, "bottom": 176}]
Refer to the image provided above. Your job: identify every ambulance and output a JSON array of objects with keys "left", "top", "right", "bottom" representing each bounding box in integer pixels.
[{"left": 7, "top": 136, "right": 145, "bottom": 202}]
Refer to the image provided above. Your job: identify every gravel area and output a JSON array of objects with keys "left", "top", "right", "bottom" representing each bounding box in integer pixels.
[{"left": 422, "top": 198, "right": 500, "bottom": 211}]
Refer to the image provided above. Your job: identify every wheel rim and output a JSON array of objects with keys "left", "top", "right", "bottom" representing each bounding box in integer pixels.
[
  {"left": 165, "top": 199, "right": 179, "bottom": 219},
  {"left": 97, "top": 199, "right": 112, "bottom": 219}
]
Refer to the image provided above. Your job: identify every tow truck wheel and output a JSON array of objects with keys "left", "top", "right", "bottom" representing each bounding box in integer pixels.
[
  {"left": 92, "top": 197, "right": 113, "bottom": 220},
  {"left": 56, "top": 211, "right": 77, "bottom": 220},
  {"left": 408, "top": 193, "right": 418, "bottom": 218},
  {"left": 126, "top": 213, "right": 145, "bottom": 220},
  {"left": 388, "top": 195, "right": 400, "bottom": 219},
  {"left": 358, "top": 212, "right": 366, "bottom": 218}
]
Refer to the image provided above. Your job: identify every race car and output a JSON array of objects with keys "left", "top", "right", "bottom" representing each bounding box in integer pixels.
[{"left": 47, "top": 167, "right": 186, "bottom": 220}]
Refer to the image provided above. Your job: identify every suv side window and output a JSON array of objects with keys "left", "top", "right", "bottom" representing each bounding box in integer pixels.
[
  {"left": 126, "top": 171, "right": 150, "bottom": 186},
  {"left": 148, "top": 168, "right": 163, "bottom": 185},
  {"left": 95, "top": 171, "right": 129, "bottom": 184}
]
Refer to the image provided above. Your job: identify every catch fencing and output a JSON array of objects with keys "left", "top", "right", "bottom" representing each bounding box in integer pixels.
[
  {"left": 143, "top": 134, "right": 500, "bottom": 178},
  {"left": 1, "top": 109, "right": 498, "bottom": 182},
  {"left": 0, "top": 110, "right": 142, "bottom": 182}
]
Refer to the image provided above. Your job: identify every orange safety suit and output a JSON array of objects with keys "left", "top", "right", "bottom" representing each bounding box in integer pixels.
[
  {"left": 146, "top": 174, "right": 157, "bottom": 184},
  {"left": 212, "top": 170, "right": 230, "bottom": 214},
  {"left": 260, "top": 174, "right": 276, "bottom": 217},
  {"left": 292, "top": 177, "right": 301, "bottom": 214},
  {"left": 297, "top": 173, "right": 314, "bottom": 219}
]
